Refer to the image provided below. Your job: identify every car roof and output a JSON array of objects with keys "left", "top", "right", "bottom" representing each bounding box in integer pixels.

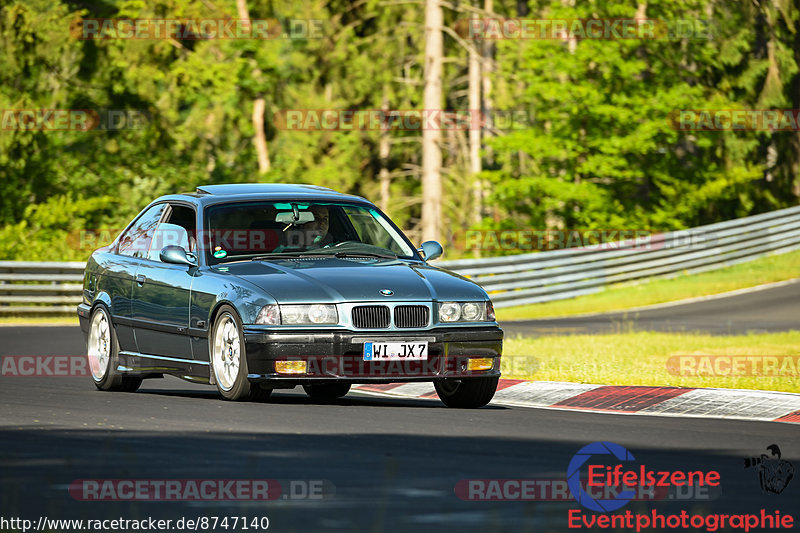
[
  {"left": 154, "top": 183, "right": 372, "bottom": 207},
  {"left": 196, "top": 183, "right": 340, "bottom": 196}
]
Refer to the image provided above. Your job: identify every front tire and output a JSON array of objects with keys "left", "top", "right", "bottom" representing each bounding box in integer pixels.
[
  {"left": 303, "top": 383, "right": 351, "bottom": 401},
  {"left": 210, "top": 305, "right": 265, "bottom": 401},
  {"left": 87, "top": 306, "right": 142, "bottom": 393},
  {"left": 434, "top": 377, "right": 498, "bottom": 408}
]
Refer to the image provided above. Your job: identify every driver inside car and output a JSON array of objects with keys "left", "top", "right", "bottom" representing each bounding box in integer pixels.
[{"left": 305, "top": 205, "right": 334, "bottom": 248}]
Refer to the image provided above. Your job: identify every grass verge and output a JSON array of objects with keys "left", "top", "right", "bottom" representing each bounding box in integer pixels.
[
  {"left": 0, "top": 316, "right": 77, "bottom": 325},
  {"left": 495, "top": 248, "right": 800, "bottom": 321},
  {"left": 503, "top": 331, "right": 800, "bottom": 393}
]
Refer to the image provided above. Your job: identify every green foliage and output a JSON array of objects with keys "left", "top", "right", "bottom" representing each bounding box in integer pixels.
[
  {"left": 0, "top": 0, "right": 798, "bottom": 260},
  {"left": 483, "top": 0, "right": 792, "bottom": 234},
  {"left": 0, "top": 194, "right": 118, "bottom": 260}
]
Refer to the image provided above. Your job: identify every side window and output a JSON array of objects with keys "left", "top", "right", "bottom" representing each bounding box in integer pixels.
[
  {"left": 117, "top": 204, "right": 167, "bottom": 258},
  {"left": 148, "top": 205, "right": 197, "bottom": 261}
]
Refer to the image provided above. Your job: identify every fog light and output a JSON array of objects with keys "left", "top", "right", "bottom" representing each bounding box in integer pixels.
[
  {"left": 275, "top": 360, "right": 307, "bottom": 374},
  {"left": 467, "top": 358, "right": 494, "bottom": 372}
]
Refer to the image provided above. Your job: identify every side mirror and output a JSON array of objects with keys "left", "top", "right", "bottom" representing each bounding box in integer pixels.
[
  {"left": 417, "top": 240, "right": 443, "bottom": 262},
  {"left": 160, "top": 245, "right": 197, "bottom": 266}
]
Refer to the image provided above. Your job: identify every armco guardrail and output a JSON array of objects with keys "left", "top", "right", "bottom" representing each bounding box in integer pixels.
[
  {"left": 0, "top": 261, "right": 85, "bottom": 314},
  {"left": 0, "top": 205, "right": 799, "bottom": 314},
  {"left": 438, "top": 204, "right": 800, "bottom": 308}
]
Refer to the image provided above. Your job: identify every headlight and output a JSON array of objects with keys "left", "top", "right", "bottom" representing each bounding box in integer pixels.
[
  {"left": 255, "top": 304, "right": 338, "bottom": 325},
  {"left": 462, "top": 302, "right": 482, "bottom": 321},
  {"left": 438, "top": 301, "right": 491, "bottom": 323},
  {"left": 281, "top": 305, "right": 305, "bottom": 324},
  {"left": 281, "top": 304, "right": 338, "bottom": 325},
  {"left": 439, "top": 302, "right": 461, "bottom": 322},
  {"left": 306, "top": 304, "right": 336, "bottom": 324}
]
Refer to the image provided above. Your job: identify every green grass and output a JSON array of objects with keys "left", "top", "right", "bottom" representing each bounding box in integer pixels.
[
  {"left": 495, "top": 248, "right": 800, "bottom": 321},
  {"left": 503, "top": 331, "right": 800, "bottom": 393},
  {"left": 0, "top": 316, "right": 78, "bottom": 325}
]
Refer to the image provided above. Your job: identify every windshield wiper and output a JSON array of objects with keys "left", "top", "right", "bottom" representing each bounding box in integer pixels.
[
  {"left": 333, "top": 251, "right": 397, "bottom": 259},
  {"left": 250, "top": 252, "right": 329, "bottom": 261},
  {"left": 250, "top": 250, "right": 397, "bottom": 261}
]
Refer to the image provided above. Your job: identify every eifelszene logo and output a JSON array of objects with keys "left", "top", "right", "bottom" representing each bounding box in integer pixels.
[
  {"left": 567, "top": 441, "right": 721, "bottom": 512},
  {"left": 744, "top": 445, "right": 794, "bottom": 495}
]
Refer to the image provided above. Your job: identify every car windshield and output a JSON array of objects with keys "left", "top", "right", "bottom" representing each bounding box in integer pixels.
[{"left": 204, "top": 201, "right": 417, "bottom": 264}]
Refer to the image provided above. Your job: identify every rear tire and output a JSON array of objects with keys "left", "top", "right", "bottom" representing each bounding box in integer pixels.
[
  {"left": 434, "top": 377, "right": 498, "bottom": 408},
  {"left": 87, "top": 306, "right": 142, "bottom": 393},
  {"left": 303, "top": 383, "right": 351, "bottom": 401}
]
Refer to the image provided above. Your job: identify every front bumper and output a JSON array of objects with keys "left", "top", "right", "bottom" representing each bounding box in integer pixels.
[{"left": 243, "top": 326, "right": 503, "bottom": 384}]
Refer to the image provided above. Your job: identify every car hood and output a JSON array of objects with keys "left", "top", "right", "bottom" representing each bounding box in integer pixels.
[{"left": 214, "top": 257, "right": 487, "bottom": 303}]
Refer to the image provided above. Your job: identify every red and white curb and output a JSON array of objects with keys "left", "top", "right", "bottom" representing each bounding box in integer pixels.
[{"left": 352, "top": 380, "right": 800, "bottom": 424}]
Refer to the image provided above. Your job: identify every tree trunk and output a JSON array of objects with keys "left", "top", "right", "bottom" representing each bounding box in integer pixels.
[
  {"left": 468, "top": 22, "right": 482, "bottom": 226},
  {"left": 421, "top": 0, "right": 443, "bottom": 243},
  {"left": 481, "top": 0, "right": 494, "bottom": 167},
  {"left": 379, "top": 89, "right": 391, "bottom": 212},
  {"left": 238, "top": 0, "right": 271, "bottom": 174},
  {"left": 252, "top": 98, "right": 270, "bottom": 173},
  {"left": 236, "top": 0, "right": 249, "bottom": 18}
]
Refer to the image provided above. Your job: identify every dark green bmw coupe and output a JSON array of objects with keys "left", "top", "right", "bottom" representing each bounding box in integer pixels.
[{"left": 77, "top": 184, "right": 503, "bottom": 407}]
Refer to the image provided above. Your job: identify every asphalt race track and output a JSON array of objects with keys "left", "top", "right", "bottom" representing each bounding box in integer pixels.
[
  {"left": 1, "top": 297, "right": 799, "bottom": 532},
  {"left": 502, "top": 279, "right": 800, "bottom": 336}
]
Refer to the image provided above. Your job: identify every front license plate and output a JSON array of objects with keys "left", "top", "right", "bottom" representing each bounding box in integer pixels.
[{"left": 363, "top": 341, "right": 428, "bottom": 361}]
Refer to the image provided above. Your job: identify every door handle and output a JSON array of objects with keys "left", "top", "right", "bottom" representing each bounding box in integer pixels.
[{"left": 136, "top": 274, "right": 146, "bottom": 286}]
